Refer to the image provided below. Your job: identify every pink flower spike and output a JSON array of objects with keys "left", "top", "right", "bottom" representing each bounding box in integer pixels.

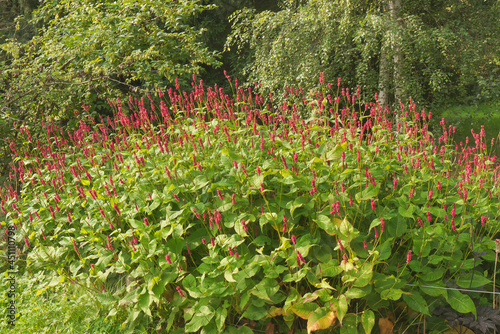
[
  {"left": 165, "top": 254, "right": 172, "bottom": 264},
  {"left": 380, "top": 218, "right": 385, "bottom": 233},
  {"left": 24, "top": 236, "right": 30, "bottom": 248},
  {"left": 337, "top": 239, "right": 344, "bottom": 252},
  {"left": 217, "top": 189, "right": 223, "bottom": 201},
  {"left": 291, "top": 235, "right": 297, "bottom": 245},
  {"left": 176, "top": 286, "right": 186, "bottom": 298},
  {"left": 427, "top": 211, "right": 432, "bottom": 222},
  {"left": 282, "top": 222, "right": 287, "bottom": 233},
  {"left": 144, "top": 218, "right": 149, "bottom": 226},
  {"left": 363, "top": 240, "right": 368, "bottom": 249},
  {"left": 406, "top": 250, "right": 412, "bottom": 263},
  {"left": 371, "top": 198, "right": 376, "bottom": 211},
  {"left": 114, "top": 203, "right": 121, "bottom": 215},
  {"left": 481, "top": 216, "right": 487, "bottom": 226}
]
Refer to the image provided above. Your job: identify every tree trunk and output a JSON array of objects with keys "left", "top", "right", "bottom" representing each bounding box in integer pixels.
[
  {"left": 390, "top": 0, "right": 402, "bottom": 105},
  {"left": 378, "top": 40, "right": 390, "bottom": 111}
]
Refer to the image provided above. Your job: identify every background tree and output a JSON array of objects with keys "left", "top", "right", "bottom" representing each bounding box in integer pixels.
[
  {"left": 226, "top": 0, "right": 500, "bottom": 111},
  {"left": 0, "top": 0, "right": 222, "bottom": 184}
]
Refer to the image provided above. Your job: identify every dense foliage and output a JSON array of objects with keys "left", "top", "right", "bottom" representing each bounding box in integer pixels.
[
  {"left": 226, "top": 0, "right": 500, "bottom": 108},
  {"left": 2, "top": 74, "right": 500, "bottom": 333}
]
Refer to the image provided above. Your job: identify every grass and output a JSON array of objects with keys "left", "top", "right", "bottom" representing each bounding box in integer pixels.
[
  {"left": 0, "top": 272, "right": 126, "bottom": 333},
  {"left": 440, "top": 102, "right": 500, "bottom": 156}
]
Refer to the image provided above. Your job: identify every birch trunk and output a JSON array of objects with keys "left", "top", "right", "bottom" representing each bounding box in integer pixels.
[{"left": 390, "top": 0, "right": 403, "bottom": 105}]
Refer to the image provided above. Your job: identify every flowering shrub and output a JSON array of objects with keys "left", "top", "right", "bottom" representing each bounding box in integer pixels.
[{"left": 2, "top": 73, "right": 500, "bottom": 333}]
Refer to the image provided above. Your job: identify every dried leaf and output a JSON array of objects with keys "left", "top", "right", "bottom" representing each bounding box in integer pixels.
[
  {"left": 265, "top": 322, "right": 275, "bottom": 334},
  {"left": 379, "top": 317, "right": 394, "bottom": 334}
]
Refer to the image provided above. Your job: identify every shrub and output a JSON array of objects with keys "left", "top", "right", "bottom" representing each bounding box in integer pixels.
[{"left": 2, "top": 73, "right": 500, "bottom": 333}]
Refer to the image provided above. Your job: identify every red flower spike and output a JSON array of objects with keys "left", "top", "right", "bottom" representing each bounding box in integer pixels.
[
  {"left": 114, "top": 203, "right": 121, "bottom": 215},
  {"left": 165, "top": 254, "right": 172, "bottom": 264},
  {"left": 144, "top": 218, "right": 149, "bottom": 226},
  {"left": 406, "top": 250, "right": 412, "bottom": 263},
  {"left": 337, "top": 239, "right": 344, "bottom": 252},
  {"left": 176, "top": 286, "right": 186, "bottom": 298}
]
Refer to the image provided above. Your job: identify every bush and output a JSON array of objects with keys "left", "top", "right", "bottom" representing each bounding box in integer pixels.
[{"left": 2, "top": 74, "right": 500, "bottom": 333}]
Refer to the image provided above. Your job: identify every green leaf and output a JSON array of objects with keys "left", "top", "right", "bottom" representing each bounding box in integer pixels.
[
  {"left": 291, "top": 302, "right": 318, "bottom": 320},
  {"left": 402, "top": 291, "right": 430, "bottom": 316},
  {"left": 353, "top": 263, "right": 373, "bottom": 287},
  {"left": 362, "top": 310, "right": 375, "bottom": 334},
  {"left": 355, "top": 183, "right": 380, "bottom": 201},
  {"left": 398, "top": 204, "right": 414, "bottom": 218},
  {"left": 447, "top": 290, "right": 477, "bottom": 317},
  {"left": 345, "top": 288, "right": 368, "bottom": 299},
  {"left": 339, "top": 314, "right": 358, "bottom": 334},
  {"left": 380, "top": 288, "right": 403, "bottom": 300},
  {"left": 224, "top": 269, "right": 237, "bottom": 283},
  {"left": 337, "top": 294, "right": 348, "bottom": 324},
  {"left": 138, "top": 291, "right": 152, "bottom": 314},
  {"left": 419, "top": 281, "right": 448, "bottom": 298},
  {"left": 456, "top": 272, "right": 491, "bottom": 288},
  {"left": 315, "top": 214, "right": 336, "bottom": 236},
  {"left": 185, "top": 305, "right": 215, "bottom": 332},
  {"left": 243, "top": 304, "right": 268, "bottom": 321},
  {"left": 215, "top": 307, "right": 227, "bottom": 331}
]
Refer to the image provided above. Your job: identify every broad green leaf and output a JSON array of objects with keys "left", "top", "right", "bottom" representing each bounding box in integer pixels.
[
  {"left": 339, "top": 314, "right": 358, "bottom": 334},
  {"left": 337, "top": 294, "right": 348, "bottom": 324},
  {"left": 185, "top": 305, "right": 215, "bottom": 332},
  {"left": 380, "top": 288, "right": 403, "bottom": 300},
  {"left": 447, "top": 290, "right": 476, "bottom": 317},
  {"left": 456, "top": 272, "right": 491, "bottom": 288},
  {"left": 353, "top": 263, "right": 373, "bottom": 287},
  {"left": 243, "top": 304, "right": 268, "bottom": 321},
  {"left": 291, "top": 302, "right": 318, "bottom": 320},
  {"left": 398, "top": 204, "right": 414, "bottom": 218},
  {"left": 315, "top": 215, "right": 336, "bottom": 236},
  {"left": 137, "top": 291, "right": 152, "bottom": 314},
  {"left": 403, "top": 291, "right": 430, "bottom": 315},
  {"left": 362, "top": 310, "right": 375, "bottom": 334},
  {"left": 215, "top": 307, "right": 227, "bottom": 331},
  {"left": 224, "top": 269, "right": 237, "bottom": 283},
  {"left": 345, "top": 288, "right": 368, "bottom": 299}
]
